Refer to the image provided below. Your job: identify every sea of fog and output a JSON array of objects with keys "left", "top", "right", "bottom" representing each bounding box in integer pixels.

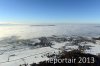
[{"left": 0, "top": 24, "right": 100, "bottom": 39}]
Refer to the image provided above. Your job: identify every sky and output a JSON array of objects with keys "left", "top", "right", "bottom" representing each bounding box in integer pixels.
[{"left": 0, "top": 0, "right": 100, "bottom": 24}]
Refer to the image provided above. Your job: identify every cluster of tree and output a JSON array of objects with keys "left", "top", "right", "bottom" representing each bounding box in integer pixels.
[
  {"left": 92, "top": 37, "right": 100, "bottom": 40},
  {"left": 30, "top": 50, "right": 100, "bottom": 66},
  {"left": 46, "top": 36, "right": 96, "bottom": 45},
  {"left": 34, "top": 37, "right": 53, "bottom": 47},
  {"left": 70, "top": 36, "right": 96, "bottom": 45}
]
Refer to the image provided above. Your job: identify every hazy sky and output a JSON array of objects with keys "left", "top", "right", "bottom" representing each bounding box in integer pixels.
[{"left": 0, "top": 0, "right": 100, "bottom": 24}]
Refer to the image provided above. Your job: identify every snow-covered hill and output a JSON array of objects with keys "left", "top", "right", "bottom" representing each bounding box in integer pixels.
[{"left": 0, "top": 24, "right": 100, "bottom": 66}]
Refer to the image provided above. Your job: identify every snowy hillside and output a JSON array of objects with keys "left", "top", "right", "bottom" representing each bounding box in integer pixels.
[{"left": 0, "top": 24, "right": 100, "bottom": 66}]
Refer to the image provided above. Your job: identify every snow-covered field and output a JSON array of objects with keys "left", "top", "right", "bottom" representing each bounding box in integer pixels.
[{"left": 0, "top": 24, "right": 100, "bottom": 66}]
